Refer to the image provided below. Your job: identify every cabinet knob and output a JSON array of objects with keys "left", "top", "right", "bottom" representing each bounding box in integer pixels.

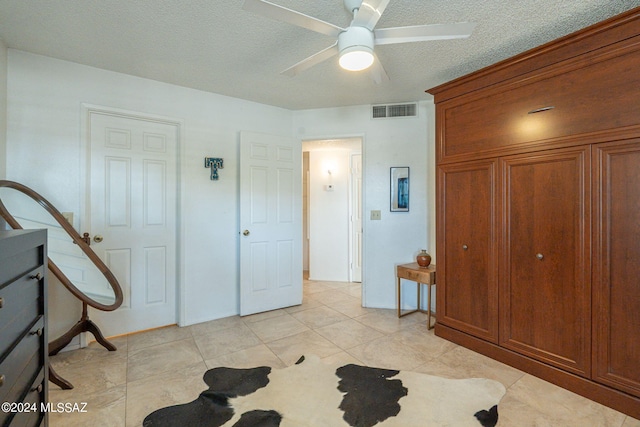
[
  {"left": 462, "top": 244, "right": 468, "bottom": 250},
  {"left": 536, "top": 253, "right": 544, "bottom": 260},
  {"left": 31, "top": 383, "right": 43, "bottom": 393},
  {"left": 30, "top": 272, "right": 43, "bottom": 281},
  {"left": 0, "top": 374, "right": 4, "bottom": 387},
  {"left": 0, "top": 297, "right": 3, "bottom": 309},
  {"left": 30, "top": 328, "right": 43, "bottom": 337}
]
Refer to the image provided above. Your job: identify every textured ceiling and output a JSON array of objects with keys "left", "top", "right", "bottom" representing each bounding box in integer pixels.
[{"left": 0, "top": 0, "right": 638, "bottom": 110}]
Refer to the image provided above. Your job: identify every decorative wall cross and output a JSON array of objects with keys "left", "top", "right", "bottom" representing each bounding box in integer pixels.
[{"left": 204, "top": 157, "right": 224, "bottom": 180}]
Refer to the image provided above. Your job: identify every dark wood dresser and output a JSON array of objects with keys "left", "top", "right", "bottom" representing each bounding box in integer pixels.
[
  {"left": 0, "top": 230, "right": 48, "bottom": 427},
  {"left": 428, "top": 7, "right": 640, "bottom": 419}
]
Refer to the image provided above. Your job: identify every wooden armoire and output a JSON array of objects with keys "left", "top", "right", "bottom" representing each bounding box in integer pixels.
[{"left": 428, "top": 7, "right": 640, "bottom": 418}]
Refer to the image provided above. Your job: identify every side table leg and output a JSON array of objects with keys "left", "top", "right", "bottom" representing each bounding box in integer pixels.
[
  {"left": 427, "top": 282, "right": 433, "bottom": 330},
  {"left": 397, "top": 276, "right": 401, "bottom": 318}
]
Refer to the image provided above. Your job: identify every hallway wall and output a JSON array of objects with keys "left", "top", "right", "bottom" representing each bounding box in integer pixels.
[{"left": 293, "top": 104, "right": 432, "bottom": 310}]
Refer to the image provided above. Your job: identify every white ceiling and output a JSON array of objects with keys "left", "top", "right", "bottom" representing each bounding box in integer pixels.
[{"left": 0, "top": 1, "right": 637, "bottom": 110}]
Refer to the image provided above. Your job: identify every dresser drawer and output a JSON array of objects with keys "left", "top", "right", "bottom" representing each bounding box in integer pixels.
[
  {"left": 440, "top": 48, "right": 640, "bottom": 161},
  {"left": 2, "top": 370, "right": 46, "bottom": 427},
  {"left": 0, "top": 267, "right": 44, "bottom": 357},
  {"left": 0, "top": 317, "right": 44, "bottom": 406},
  {"left": 0, "top": 243, "right": 42, "bottom": 286}
]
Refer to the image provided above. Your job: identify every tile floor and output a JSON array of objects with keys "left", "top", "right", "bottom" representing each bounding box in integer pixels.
[{"left": 48, "top": 279, "right": 640, "bottom": 427}]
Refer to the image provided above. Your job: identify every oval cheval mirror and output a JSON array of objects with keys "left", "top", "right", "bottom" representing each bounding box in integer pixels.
[{"left": 0, "top": 180, "right": 124, "bottom": 390}]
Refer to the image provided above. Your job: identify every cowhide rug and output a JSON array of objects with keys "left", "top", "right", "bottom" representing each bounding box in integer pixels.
[{"left": 144, "top": 355, "right": 506, "bottom": 427}]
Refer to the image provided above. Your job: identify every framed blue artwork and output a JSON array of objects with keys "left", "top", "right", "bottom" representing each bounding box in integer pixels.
[{"left": 390, "top": 167, "right": 409, "bottom": 212}]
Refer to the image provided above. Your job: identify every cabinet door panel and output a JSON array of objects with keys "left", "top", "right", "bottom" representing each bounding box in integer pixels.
[
  {"left": 439, "top": 49, "right": 640, "bottom": 162},
  {"left": 593, "top": 140, "right": 640, "bottom": 397},
  {"left": 500, "top": 147, "right": 591, "bottom": 376},
  {"left": 437, "top": 160, "right": 498, "bottom": 342}
]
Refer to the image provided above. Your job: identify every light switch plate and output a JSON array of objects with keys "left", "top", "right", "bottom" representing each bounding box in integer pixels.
[{"left": 370, "top": 210, "right": 381, "bottom": 220}]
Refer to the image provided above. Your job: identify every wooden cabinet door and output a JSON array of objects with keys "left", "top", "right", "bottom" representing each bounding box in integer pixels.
[
  {"left": 438, "top": 48, "right": 640, "bottom": 162},
  {"left": 593, "top": 140, "right": 640, "bottom": 397},
  {"left": 437, "top": 159, "right": 499, "bottom": 342},
  {"left": 500, "top": 147, "right": 591, "bottom": 377}
]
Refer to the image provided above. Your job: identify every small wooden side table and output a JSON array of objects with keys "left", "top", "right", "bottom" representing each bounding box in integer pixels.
[{"left": 396, "top": 263, "right": 436, "bottom": 329}]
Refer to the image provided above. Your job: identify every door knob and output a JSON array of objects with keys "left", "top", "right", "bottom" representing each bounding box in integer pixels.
[
  {"left": 93, "top": 235, "right": 104, "bottom": 243},
  {"left": 242, "top": 230, "right": 250, "bottom": 236}
]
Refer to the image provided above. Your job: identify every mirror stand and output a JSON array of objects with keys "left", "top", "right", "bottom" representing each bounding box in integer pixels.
[
  {"left": 48, "top": 301, "right": 117, "bottom": 389},
  {"left": 49, "top": 365, "right": 73, "bottom": 390},
  {"left": 0, "top": 180, "right": 124, "bottom": 391}
]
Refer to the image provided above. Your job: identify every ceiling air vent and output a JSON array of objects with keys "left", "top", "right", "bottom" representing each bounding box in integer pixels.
[{"left": 371, "top": 103, "right": 417, "bottom": 119}]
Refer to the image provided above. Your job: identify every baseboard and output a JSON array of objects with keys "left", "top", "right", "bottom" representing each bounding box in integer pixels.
[{"left": 435, "top": 323, "right": 640, "bottom": 419}]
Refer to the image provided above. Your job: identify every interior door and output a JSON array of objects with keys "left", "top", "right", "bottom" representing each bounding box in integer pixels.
[
  {"left": 240, "top": 131, "right": 302, "bottom": 316},
  {"left": 88, "top": 111, "right": 178, "bottom": 336},
  {"left": 349, "top": 153, "right": 362, "bottom": 283}
]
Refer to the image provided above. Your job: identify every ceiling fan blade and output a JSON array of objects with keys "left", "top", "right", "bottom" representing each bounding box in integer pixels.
[
  {"left": 281, "top": 42, "right": 339, "bottom": 77},
  {"left": 352, "top": 0, "right": 390, "bottom": 30},
  {"left": 374, "top": 22, "right": 476, "bottom": 45},
  {"left": 369, "top": 53, "right": 389, "bottom": 84},
  {"left": 243, "top": 0, "right": 344, "bottom": 37}
]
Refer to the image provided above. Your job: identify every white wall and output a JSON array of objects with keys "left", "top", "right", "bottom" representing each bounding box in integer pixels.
[
  {"left": 6, "top": 50, "right": 438, "bottom": 340},
  {"left": 0, "top": 38, "right": 7, "bottom": 179},
  {"left": 6, "top": 50, "right": 294, "bottom": 339},
  {"left": 308, "top": 149, "right": 352, "bottom": 281},
  {"left": 293, "top": 104, "right": 433, "bottom": 310}
]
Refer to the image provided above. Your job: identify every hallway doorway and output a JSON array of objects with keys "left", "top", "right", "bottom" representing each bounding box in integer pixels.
[{"left": 302, "top": 138, "right": 362, "bottom": 287}]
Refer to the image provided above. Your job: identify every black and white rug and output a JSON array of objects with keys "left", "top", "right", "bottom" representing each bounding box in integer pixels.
[{"left": 144, "top": 355, "right": 505, "bottom": 427}]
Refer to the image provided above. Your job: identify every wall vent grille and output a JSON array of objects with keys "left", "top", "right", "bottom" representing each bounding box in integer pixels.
[{"left": 372, "top": 103, "right": 417, "bottom": 119}]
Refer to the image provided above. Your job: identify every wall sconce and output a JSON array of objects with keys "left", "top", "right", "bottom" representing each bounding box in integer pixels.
[
  {"left": 204, "top": 157, "right": 224, "bottom": 180},
  {"left": 325, "top": 168, "right": 334, "bottom": 191}
]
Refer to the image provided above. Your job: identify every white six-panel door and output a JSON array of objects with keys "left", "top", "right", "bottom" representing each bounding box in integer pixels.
[
  {"left": 240, "top": 131, "right": 302, "bottom": 316},
  {"left": 88, "top": 111, "right": 178, "bottom": 336},
  {"left": 350, "top": 153, "right": 363, "bottom": 283}
]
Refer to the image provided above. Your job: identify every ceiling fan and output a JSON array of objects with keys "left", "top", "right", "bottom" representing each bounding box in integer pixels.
[{"left": 243, "top": 0, "right": 476, "bottom": 83}]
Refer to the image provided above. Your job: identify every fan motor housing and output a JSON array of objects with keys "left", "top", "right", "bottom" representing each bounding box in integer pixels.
[{"left": 338, "top": 26, "right": 374, "bottom": 54}]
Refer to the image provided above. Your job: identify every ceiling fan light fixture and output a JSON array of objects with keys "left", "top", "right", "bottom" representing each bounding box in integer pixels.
[
  {"left": 244, "top": 0, "right": 476, "bottom": 81},
  {"left": 338, "top": 26, "right": 375, "bottom": 71},
  {"left": 339, "top": 46, "right": 374, "bottom": 71}
]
